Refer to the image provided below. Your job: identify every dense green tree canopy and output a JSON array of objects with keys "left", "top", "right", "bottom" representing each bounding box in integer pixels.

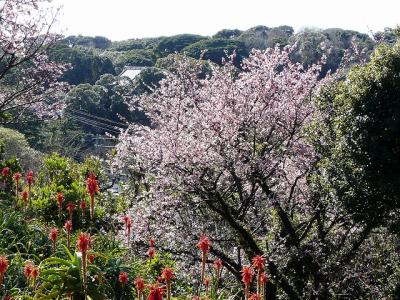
[
  {"left": 182, "top": 38, "right": 248, "bottom": 66},
  {"left": 155, "top": 34, "right": 207, "bottom": 55},
  {"left": 310, "top": 41, "right": 400, "bottom": 224},
  {"left": 49, "top": 44, "right": 116, "bottom": 85},
  {"left": 62, "top": 35, "right": 112, "bottom": 49},
  {"left": 113, "top": 49, "right": 157, "bottom": 69}
]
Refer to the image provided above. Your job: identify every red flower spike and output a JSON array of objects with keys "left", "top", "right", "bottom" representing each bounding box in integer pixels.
[
  {"left": 0, "top": 255, "right": 9, "bottom": 274},
  {"left": 77, "top": 232, "right": 91, "bottom": 253},
  {"left": 49, "top": 228, "right": 59, "bottom": 242},
  {"left": 147, "top": 284, "right": 163, "bottom": 300},
  {"left": 24, "top": 262, "right": 33, "bottom": 284},
  {"left": 2, "top": 167, "right": 10, "bottom": 182},
  {"left": 149, "top": 239, "right": 155, "bottom": 247},
  {"left": 242, "top": 266, "right": 254, "bottom": 300},
  {"left": 65, "top": 220, "right": 73, "bottom": 232},
  {"left": 148, "top": 246, "right": 155, "bottom": 259},
  {"left": 122, "top": 215, "right": 132, "bottom": 239},
  {"left": 197, "top": 234, "right": 211, "bottom": 282},
  {"left": 13, "top": 172, "right": 21, "bottom": 184},
  {"left": 0, "top": 255, "right": 9, "bottom": 285},
  {"left": 26, "top": 170, "right": 33, "bottom": 186},
  {"left": 252, "top": 255, "right": 266, "bottom": 294},
  {"left": 213, "top": 258, "right": 223, "bottom": 275},
  {"left": 119, "top": 271, "right": 129, "bottom": 286},
  {"left": 77, "top": 232, "right": 91, "bottom": 293},
  {"left": 86, "top": 172, "right": 99, "bottom": 198},
  {"left": 49, "top": 228, "right": 59, "bottom": 252},
  {"left": 242, "top": 266, "right": 254, "bottom": 286},
  {"left": 56, "top": 192, "right": 64, "bottom": 208},
  {"left": 80, "top": 200, "right": 87, "bottom": 209},
  {"left": 252, "top": 255, "right": 265, "bottom": 271},
  {"left": 66, "top": 202, "right": 75, "bottom": 220},
  {"left": 21, "top": 190, "right": 29, "bottom": 202},
  {"left": 197, "top": 234, "right": 211, "bottom": 253},
  {"left": 134, "top": 277, "right": 145, "bottom": 292},
  {"left": 86, "top": 172, "right": 99, "bottom": 222},
  {"left": 161, "top": 267, "right": 174, "bottom": 281}
]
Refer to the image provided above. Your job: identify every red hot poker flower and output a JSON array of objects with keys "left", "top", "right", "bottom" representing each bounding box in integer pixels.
[
  {"left": 49, "top": 228, "right": 59, "bottom": 242},
  {"left": 213, "top": 258, "right": 223, "bottom": 276},
  {"left": 13, "top": 172, "right": 21, "bottom": 184},
  {"left": 134, "top": 277, "right": 145, "bottom": 293},
  {"left": 66, "top": 202, "right": 75, "bottom": 220},
  {"left": 252, "top": 255, "right": 265, "bottom": 271},
  {"left": 80, "top": 200, "right": 87, "bottom": 210},
  {"left": 56, "top": 192, "right": 64, "bottom": 208},
  {"left": 56, "top": 192, "right": 64, "bottom": 219},
  {"left": 197, "top": 234, "right": 211, "bottom": 282},
  {"left": 2, "top": 167, "right": 10, "bottom": 182},
  {"left": 119, "top": 271, "right": 129, "bottom": 286},
  {"left": 77, "top": 232, "right": 91, "bottom": 253},
  {"left": 149, "top": 239, "right": 156, "bottom": 247},
  {"left": 0, "top": 255, "right": 9, "bottom": 273},
  {"left": 0, "top": 255, "right": 9, "bottom": 285},
  {"left": 148, "top": 246, "right": 155, "bottom": 259},
  {"left": 197, "top": 234, "right": 211, "bottom": 253},
  {"left": 161, "top": 267, "right": 174, "bottom": 281},
  {"left": 24, "top": 262, "right": 33, "bottom": 284},
  {"left": 242, "top": 266, "right": 254, "bottom": 286},
  {"left": 147, "top": 284, "right": 163, "bottom": 300},
  {"left": 77, "top": 232, "right": 91, "bottom": 293},
  {"left": 122, "top": 215, "right": 132, "bottom": 237},
  {"left": 26, "top": 170, "right": 33, "bottom": 186},
  {"left": 252, "top": 255, "right": 265, "bottom": 294},
  {"left": 86, "top": 172, "right": 99, "bottom": 222},
  {"left": 162, "top": 267, "right": 174, "bottom": 300},
  {"left": 65, "top": 220, "right": 73, "bottom": 232},
  {"left": 86, "top": 172, "right": 99, "bottom": 197},
  {"left": 242, "top": 266, "right": 254, "bottom": 300},
  {"left": 21, "top": 190, "right": 29, "bottom": 203},
  {"left": 49, "top": 228, "right": 59, "bottom": 252}
]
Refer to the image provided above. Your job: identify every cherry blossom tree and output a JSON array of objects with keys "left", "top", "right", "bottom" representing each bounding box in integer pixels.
[
  {"left": 0, "top": 0, "right": 68, "bottom": 123},
  {"left": 115, "top": 47, "right": 395, "bottom": 298}
]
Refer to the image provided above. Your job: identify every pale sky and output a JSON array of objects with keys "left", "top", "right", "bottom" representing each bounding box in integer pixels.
[{"left": 52, "top": 0, "right": 400, "bottom": 41}]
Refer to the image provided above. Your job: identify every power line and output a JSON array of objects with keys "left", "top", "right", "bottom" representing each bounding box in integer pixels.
[
  {"left": 68, "top": 108, "right": 128, "bottom": 127},
  {"left": 64, "top": 113, "right": 121, "bottom": 134}
]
